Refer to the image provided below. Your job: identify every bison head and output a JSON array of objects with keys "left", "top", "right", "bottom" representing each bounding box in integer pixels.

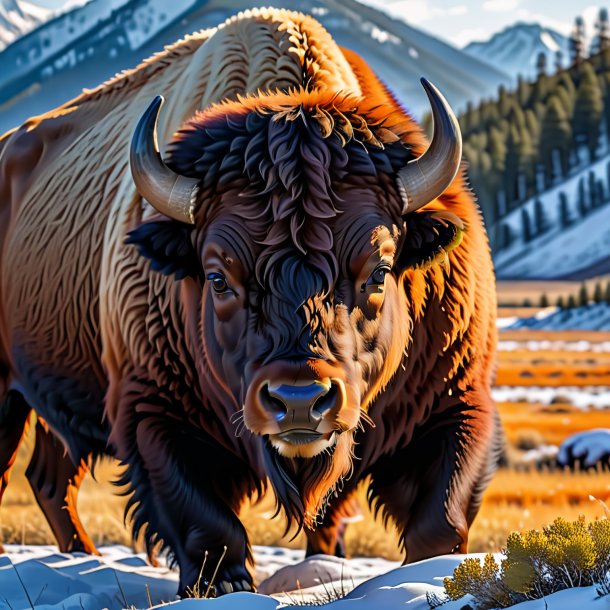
[{"left": 127, "top": 80, "right": 464, "bottom": 526}]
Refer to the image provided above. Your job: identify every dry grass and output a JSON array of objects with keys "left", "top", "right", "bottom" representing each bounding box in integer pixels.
[
  {"left": 498, "top": 402, "right": 610, "bottom": 447},
  {"left": 3, "top": 429, "right": 610, "bottom": 561},
  {"left": 496, "top": 350, "right": 610, "bottom": 386}
]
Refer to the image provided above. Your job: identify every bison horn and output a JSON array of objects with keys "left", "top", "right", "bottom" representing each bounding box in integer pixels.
[
  {"left": 130, "top": 95, "right": 198, "bottom": 224},
  {"left": 396, "top": 78, "right": 462, "bottom": 214}
]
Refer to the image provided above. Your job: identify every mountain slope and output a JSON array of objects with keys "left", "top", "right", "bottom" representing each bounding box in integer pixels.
[
  {"left": 465, "top": 22, "right": 570, "bottom": 81},
  {"left": 0, "top": 0, "right": 52, "bottom": 50},
  {"left": 493, "top": 148, "right": 610, "bottom": 280},
  {"left": 0, "top": 0, "right": 510, "bottom": 134}
]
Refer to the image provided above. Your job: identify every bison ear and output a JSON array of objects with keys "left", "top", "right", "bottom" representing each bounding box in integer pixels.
[
  {"left": 396, "top": 210, "right": 465, "bottom": 270},
  {"left": 126, "top": 218, "right": 200, "bottom": 280}
]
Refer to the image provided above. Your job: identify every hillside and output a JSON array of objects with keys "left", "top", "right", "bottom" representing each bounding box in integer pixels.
[
  {"left": 465, "top": 22, "right": 570, "bottom": 81},
  {"left": 493, "top": 149, "right": 610, "bottom": 279},
  {"left": 459, "top": 30, "right": 610, "bottom": 281},
  {"left": 0, "top": 0, "right": 510, "bottom": 133},
  {"left": 0, "top": 0, "right": 51, "bottom": 50}
]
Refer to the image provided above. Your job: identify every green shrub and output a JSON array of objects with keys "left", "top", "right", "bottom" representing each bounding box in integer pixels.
[{"left": 441, "top": 517, "right": 610, "bottom": 608}]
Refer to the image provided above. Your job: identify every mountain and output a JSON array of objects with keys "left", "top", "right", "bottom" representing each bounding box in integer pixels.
[
  {"left": 0, "top": 0, "right": 52, "bottom": 50},
  {"left": 464, "top": 22, "right": 570, "bottom": 81},
  {"left": 493, "top": 147, "right": 610, "bottom": 280},
  {"left": 0, "top": 0, "right": 510, "bottom": 134}
]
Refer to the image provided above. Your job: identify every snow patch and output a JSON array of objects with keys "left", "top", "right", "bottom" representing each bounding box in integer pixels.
[{"left": 492, "top": 386, "right": 610, "bottom": 409}]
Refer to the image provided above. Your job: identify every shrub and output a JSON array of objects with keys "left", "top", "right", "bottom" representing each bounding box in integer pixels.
[{"left": 442, "top": 517, "right": 610, "bottom": 608}]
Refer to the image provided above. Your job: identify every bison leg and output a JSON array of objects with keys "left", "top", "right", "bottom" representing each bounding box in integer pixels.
[
  {"left": 110, "top": 384, "right": 253, "bottom": 597},
  {"left": 26, "top": 419, "right": 98, "bottom": 554},
  {"left": 305, "top": 491, "right": 359, "bottom": 557},
  {"left": 368, "top": 399, "right": 500, "bottom": 562},
  {"left": 0, "top": 391, "right": 31, "bottom": 552}
]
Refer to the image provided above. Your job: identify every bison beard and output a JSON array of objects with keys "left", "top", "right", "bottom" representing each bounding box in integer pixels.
[{"left": 263, "top": 430, "right": 356, "bottom": 530}]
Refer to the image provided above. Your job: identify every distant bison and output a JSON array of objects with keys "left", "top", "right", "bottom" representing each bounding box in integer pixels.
[
  {"left": 0, "top": 8, "right": 501, "bottom": 596},
  {"left": 558, "top": 430, "right": 610, "bottom": 470}
]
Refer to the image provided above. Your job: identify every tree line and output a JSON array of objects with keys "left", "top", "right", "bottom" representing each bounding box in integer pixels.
[
  {"left": 456, "top": 10, "right": 610, "bottom": 251},
  {"left": 533, "top": 280, "right": 610, "bottom": 309}
]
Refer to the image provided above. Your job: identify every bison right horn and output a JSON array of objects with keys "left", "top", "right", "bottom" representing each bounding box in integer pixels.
[
  {"left": 396, "top": 78, "right": 462, "bottom": 214},
  {"left": 130, "top": 95, "right": 198, "bottom": 225}
]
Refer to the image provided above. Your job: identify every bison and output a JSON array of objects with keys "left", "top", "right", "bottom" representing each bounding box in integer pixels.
[{"left": 0, "top": 7, "right": 501, "bottom": 596}]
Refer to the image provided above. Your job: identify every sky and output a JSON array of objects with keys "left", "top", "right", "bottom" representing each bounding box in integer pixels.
[
  {"left": 28, "top": 0, "right": 602, "bottom": 48},
  {"left": 358, "top": 0, "right": 600, "bottom": 47}
]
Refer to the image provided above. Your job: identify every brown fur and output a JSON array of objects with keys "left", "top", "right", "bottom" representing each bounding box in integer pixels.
[{"left": 0, "top": 8, "right": 498, "bottom": 596}]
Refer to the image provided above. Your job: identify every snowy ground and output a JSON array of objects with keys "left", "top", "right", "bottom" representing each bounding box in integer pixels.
[
  {"left": 498, "top": 304, "right": 610, "bottom": 332},
  {"left": 0, "top": 545, "right": 608, "bottom": 609}
]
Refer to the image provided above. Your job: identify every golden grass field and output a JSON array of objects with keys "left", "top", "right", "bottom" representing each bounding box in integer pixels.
[{"left": 1, "top": 298, "right": 609, "bottom": 563}]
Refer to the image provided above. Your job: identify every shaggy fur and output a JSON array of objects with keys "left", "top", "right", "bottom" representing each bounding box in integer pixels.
[{"left": 0, "top": 8, "right": 499, "bottom": 596}]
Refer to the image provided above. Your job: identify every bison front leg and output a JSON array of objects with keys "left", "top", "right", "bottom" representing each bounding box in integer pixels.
[
  {"left": 368, "top": 398, "right": 502, "bottom": 562},
  {"left": 110, "top": 389, "right": 253, "bottom": 596}
]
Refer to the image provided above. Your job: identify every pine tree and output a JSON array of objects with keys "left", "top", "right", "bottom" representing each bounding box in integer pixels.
[
  {"left": 605, "top": 281, "right": 610, "bottom": 304},
  {"left": 555, "top": 77, "right": 576, "bottom": 118},
  {"left": 557, "top": 295, "right": 565, "bottom": 308},
  {"left": 540, "top": 95, "right": 572, "bottom": 184},
  {"left": 579, "top": 283, "right": 589, "bottom": 306},
  {"left": 536, "top": 52, "right": 547, "bottom": 78},
  {"left": 533, "top": 199, "right": 549, "bottom": 234},
  {"left": 596, "top": 8, "right": 610, "bottom": 52},
  {"left": 570, "top": 16, "right": 586, "bottom": 65},
  {"left": 500, "top": 223, "right": 513, "bottom": 250},
  {"left": 567, "top": 294, "right": 577, "bottom": 308},
  {"left": 521, "top": 207, "right": 533, "bottom": 242},
  {"left": 573, "top": 63, "right": 603, "bottom": 162},
  {"left": 540, "top": 293, "right": 549, "bottom": 307},
  {"left": 517, "top": 76, "right": 532, "bottom": 107},
  {"left": 589, "top": 171, "right": 598, "bottom": 207},
  {"left": 555, "top": 51, "right": 564, "bottom": 73},
  {"left": 559, "top": 192, "right": 571, "bottom": 227},
  {"left": 577, "top": 177, "right": 588, "bottom": 217},
  {"left": 594, "top": 282, "right": 603, "bottom": 302}
]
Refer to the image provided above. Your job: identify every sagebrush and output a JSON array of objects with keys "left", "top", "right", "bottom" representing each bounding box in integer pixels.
[{"left": 442, "top": 516, "right": 610, "bottom": 609}]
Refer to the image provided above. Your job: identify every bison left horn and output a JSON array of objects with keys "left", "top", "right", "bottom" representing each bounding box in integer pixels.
[
  {"left": 396, "top": 78, "right": 462, "bottom": 214},
  {"left": 130, "top": 95, "right": 198, "bottom": 224}
]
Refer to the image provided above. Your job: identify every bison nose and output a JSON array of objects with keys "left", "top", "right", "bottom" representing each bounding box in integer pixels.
[{"left": 259, "top": 381, "right": 339, "bottom": 428}]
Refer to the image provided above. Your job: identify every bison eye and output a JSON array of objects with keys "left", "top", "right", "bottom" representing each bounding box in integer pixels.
[
  {"left": 361, "top": 265, "right": 391, "bottom": 292},
  {"left": 207, "top": 272, "right": 230, "bottom": 294}
]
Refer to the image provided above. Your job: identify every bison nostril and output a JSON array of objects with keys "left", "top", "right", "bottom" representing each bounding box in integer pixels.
[
  {"left": 311, "top": 383, "right": 339, "bottom": 420},
  {"left": 260, "top": 384, "right": 288, "bottom": 422}
]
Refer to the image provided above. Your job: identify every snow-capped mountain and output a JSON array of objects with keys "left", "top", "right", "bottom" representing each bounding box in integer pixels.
[
  {"left": 0, "top": 0, "right": 510, "bottom": 134},
  {"left": 464, "top": 22, "right": 570, "bottom": 81},
  {"left": 0, "top": 0, "right": 52, "bottom": 50}
]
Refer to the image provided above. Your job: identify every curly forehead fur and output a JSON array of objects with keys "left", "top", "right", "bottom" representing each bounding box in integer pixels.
[{"left": 168, "top": 89, "right": 417, "bottom": 288}]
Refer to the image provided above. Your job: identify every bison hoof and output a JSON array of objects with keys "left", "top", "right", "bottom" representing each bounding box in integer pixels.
[
  {"left": 217, "top": 579, "right": 253, "bottom": 594},
  {"left": 181, "top": 570, "right": 254, "bottom": 598}
]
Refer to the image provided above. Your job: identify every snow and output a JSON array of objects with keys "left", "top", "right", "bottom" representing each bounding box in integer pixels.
[
  {"left": 0, "top": 545, "right": 607, "bottom": 609},
  {"left": 499, "top": 304, "right": 610, "bottom": 331},
  {"left": 492, "top": 386, "right": 610, "bottom": 409},
  {"left": 464, "top": 22, "right": 570, "bottom": 81},
  {"left": 494, "top": 152, "right": 610, "bottom": 279},
  {"left": 498, "top": 338, "right": 610, "bottom": 353},
  {"left": 0, "top": 0, "right": 52, "bottom": 50},
  {"left": 0, "top": 0, "right": 511, "bottom": 134},
  {"left": 558, "top": 429, "right": 610, "bottom": 467}
]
